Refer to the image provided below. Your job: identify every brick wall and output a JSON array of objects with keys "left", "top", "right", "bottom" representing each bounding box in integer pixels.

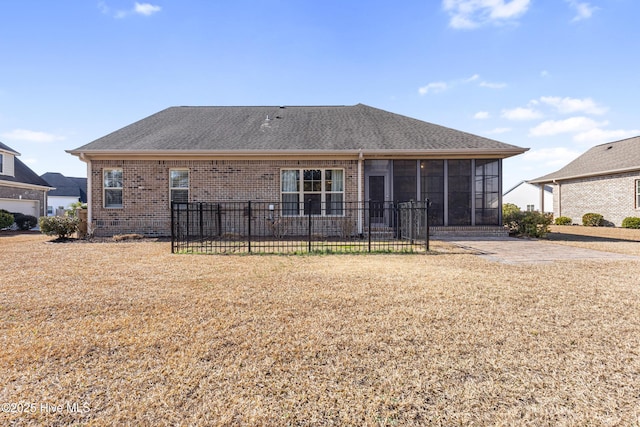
[
  {"left": 554, "top": 171, "right": 640, "bottom": 226},
  {"left": 90, "top": 159, "right": 360, "bottom": 236}
]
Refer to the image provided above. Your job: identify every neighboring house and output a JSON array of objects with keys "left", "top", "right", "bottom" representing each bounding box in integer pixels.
[
  {"left": 530, "top": 136, "right": 640, "bottom": 226},
  {"left": 40, "top": 172, "right": 87, "bottom": 216},
  {"left": 67, "top": 104, "right": 528, "bottom": 237},
  {"left": 0, "top": 141, "right": 53, "bottom": 218},
  {"left": 503, "top": 181, "right": 553, "bottom": 213}
]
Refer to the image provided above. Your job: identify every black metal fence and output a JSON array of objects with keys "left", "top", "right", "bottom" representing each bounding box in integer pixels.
[{"left": 171, "top": 200, "right": 429, "bottom": 254}]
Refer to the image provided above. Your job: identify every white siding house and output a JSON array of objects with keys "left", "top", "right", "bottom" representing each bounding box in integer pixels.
[{"left": 503, "top": 181, "right": 553, "bottom": 213}]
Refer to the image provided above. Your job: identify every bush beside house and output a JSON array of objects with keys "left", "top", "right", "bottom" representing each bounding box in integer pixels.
[
  {"left": 502, "top": 203, "right": 553, "bottom": 238},
  {"left": 622, "top": 217, "right": 640, "bottom": 229},
  {"left": 582, "top": 213, "right": 604, "bottom": 227},
  {"left": 39, "top": 216, "right": 80, "bottom": 239},
  {"left": 0, "top": 210, "right": 14, "bottom": 229}
]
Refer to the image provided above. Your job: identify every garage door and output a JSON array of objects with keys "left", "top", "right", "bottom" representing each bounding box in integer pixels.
[{"left": 0, "top": 198, "right": 39, "bottom": 216}]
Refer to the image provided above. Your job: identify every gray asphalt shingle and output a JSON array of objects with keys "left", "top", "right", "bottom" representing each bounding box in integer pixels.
[
  {"left": 530, "top": 136, "right": 640, "bottom": 183},
  {"left": 71, "top": 104, "right": 526, "bottom": 154}
]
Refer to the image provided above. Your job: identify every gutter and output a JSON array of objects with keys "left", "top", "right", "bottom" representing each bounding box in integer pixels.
[
  {"left": 67, "top": 147, "right": 528, "bottom": 160},
  {"left": 0, "top": 180, "right": 54, "bottom": 192}
]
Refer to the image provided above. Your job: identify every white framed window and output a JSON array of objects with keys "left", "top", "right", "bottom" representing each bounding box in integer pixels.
[
  {"left": 636, "top": 180, "right": 640, "bottom": 209},
  {"left": 170, "top": 169, "right": 189, "bottom": 203},
  {"left": 103, "top": 168, "right": 123, "bottom": 208},
  {"left": 281, "top": 169, "right": 344, "bottom": 216}
]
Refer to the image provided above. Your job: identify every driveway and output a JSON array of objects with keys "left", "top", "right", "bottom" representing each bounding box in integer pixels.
[{"left": 438, "top": 236, "right": 640, "bottom": 264}]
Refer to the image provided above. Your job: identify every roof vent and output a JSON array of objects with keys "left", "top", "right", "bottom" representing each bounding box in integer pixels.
[{"left": 606, "top": 145, "right": 613, "bottom": 150}]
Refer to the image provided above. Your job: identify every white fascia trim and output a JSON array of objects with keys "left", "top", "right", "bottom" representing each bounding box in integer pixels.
[
  {"left": 0, "top": 180, "right": 54, "bottom": 192},
  {"left": 529, "top": 166, "right": 640, "bottom": 184},
  {"left": 68, "top": 147, "right": 528, "bottom": 160}
]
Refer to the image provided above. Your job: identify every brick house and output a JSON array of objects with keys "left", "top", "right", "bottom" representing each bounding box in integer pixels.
[
  {"left": 67, "top": 104, "right": 528, "bottom": 237},
  {"left": 530, "top": 136, "right": 640, "bottom": 226},
  {"left": 0, "top": 141, "right": 53, "bottom": 218}
]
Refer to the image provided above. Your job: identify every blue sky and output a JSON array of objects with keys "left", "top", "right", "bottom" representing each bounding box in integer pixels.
[{"left": 1, "top": 0, "right": 638, "bottom": 192}]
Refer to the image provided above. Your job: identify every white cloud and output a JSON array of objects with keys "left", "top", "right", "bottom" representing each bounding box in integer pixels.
[
  {"left": 418, "top": 82, "right": 449, "bottom": 95},
  {"left": 480, "top": 80, "right": 507, "bottom": 89},
  {"left": 540, "top": 70, "right": 550, "bottom": 78},
  {"left": 474, "top": 111, "right": 490, "bottom": 119},
  {"left": 522, "top": 147, "right": 582, "bottom": 167},
  {"left": 100, "top": 1, "right": 161, "bottom": 18},
  {"left": 528, "top": 117, "right": 607, "bottom": 137},
  {"left": 134, "top": 2, "right": 161, "bottom": 16},
  {"left": 0, "top": 129, "right": 65, "bottom": 143},
  {"left": 419, "top": 74, "right": 504, "bottom": 96},
  {"left": 538, "top": 96, "right": 607, "bottom": 115},
  {"left": 98, "top": 1, "right": 110, "bottom": 14},
  {"left": 501, "top": 107, "right": 542, "bottom": 121},
  {"left": 566, "top": 0, "right": 598, "bottom": 22},
  {"left": 465, "top": 74, "right": 480, "bottom": 83},
  {"left": 443, "top": 0, "right": 531, "bottom": 29},
  {"left": 573, "top": 128, "right": 640, "bottom": 144}
]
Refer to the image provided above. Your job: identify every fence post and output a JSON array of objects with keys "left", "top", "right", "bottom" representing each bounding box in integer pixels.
[
  {"left": 409, "top": 200, "right": 414, "bottom": 244},
  {"left": 247, "top": 201, "right": 252, "bottom": 253},
  {"left": 199, "top": 202, "right": 204, "bottom": 241},
  {"left": 425, "top": 199, "right": 430, "bottom": 252},
  {"left": 216, "top": 203, "right": 222, "bottom": 237},
  {"left": 307, "top": 199, "right": 312, "bottom": 253},
  {"left": 186, "top": 202, "right": 190, "bottom": 247},
  {"left": 368, "top": 200, "right": 372, "bottom": 252},
  {"left": 171, "top": 202, "right": 175, "bottom": 253}
]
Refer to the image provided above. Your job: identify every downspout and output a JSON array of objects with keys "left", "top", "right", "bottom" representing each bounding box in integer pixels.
[
  {"left": 80, "top": 153, "right": 92, "bottom": 235},
  {"left": 357, "top": 150, "right": 363, "bottom": 234}
]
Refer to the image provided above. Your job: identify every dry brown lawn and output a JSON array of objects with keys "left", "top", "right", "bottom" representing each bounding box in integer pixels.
[{"left": 1, "top": 230, "right": 639, "bottom": 426}]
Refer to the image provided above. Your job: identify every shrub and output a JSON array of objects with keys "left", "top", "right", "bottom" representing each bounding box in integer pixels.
[
  {"left": 503, "top": 206, "right": 553, "bottom": 238},
  {"left": 11, "top": 212, "right": 38, "bottom": 230},
  {"left": 502, "top": 203, "right": 521, "bottom": 219},
  {"left": 0, "top": 210, "right": 14, "bottom": 229},
  {"left": 582, "top": 213, "right": 604, "bottom": 227},
  {"left": 39, "top": 216, "right": 79, "bottom": 239},
  {"left": 622, "top": 217, "right": 640, "bottom": 229},
  {"left": 554, "top": 216, "right": 572, "bottom": 225}
]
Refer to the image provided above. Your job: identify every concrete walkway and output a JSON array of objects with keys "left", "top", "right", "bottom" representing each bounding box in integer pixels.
[{"left": 438, "top": 237, "right": 640, "bottom": 264}]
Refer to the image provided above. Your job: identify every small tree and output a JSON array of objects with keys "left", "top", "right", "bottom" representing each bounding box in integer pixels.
[
  {"left": 39, "top": 216, "right": 80, "bottom": 239},
  {"left": 0, "top": 210, "right": 14, "bottom": 229},
  {"left": 66, "top": 201, "right": 87, "bottom": 217}
]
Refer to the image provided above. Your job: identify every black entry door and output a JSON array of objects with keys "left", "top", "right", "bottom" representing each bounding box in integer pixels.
[{"left": 369, "top": 175, "right": 385, "bottom": 223}]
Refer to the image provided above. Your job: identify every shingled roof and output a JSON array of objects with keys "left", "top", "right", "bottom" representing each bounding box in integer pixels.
[
  {"left": 0, "top": 141, "right": 52, "bottom": 188},
  {"left": 41, "top": 172, "right": 87, "bottom": 202},
  {"left": 69, "top": 104, "right": 526, "bottom": 157},
  {"left": 530, "top": 136, "right": 640, "bottom": 183}
]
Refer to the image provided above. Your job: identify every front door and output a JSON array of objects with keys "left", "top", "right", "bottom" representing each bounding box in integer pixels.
[{"left": 369, "top": 175, "right": 385, "bottom": 224}]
